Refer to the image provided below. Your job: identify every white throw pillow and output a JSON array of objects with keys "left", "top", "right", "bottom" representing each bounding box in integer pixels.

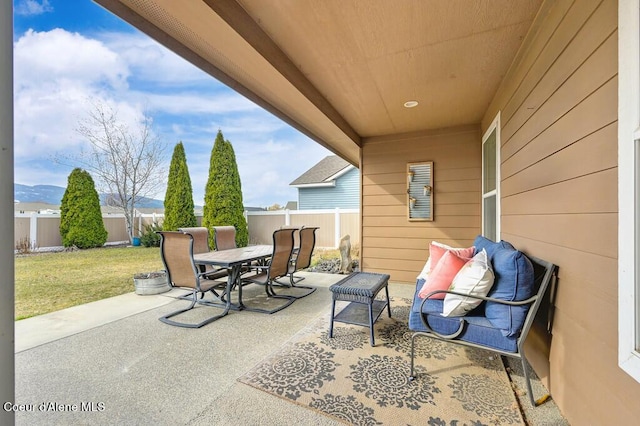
[
  {"left": 417, "top": 257, "right": 432, "bottom": 281},
  {"left": 442, "top": 249, "right": 494, "bottom": 317}
]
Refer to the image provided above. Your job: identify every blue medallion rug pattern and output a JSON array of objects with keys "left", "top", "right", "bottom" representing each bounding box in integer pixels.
[{"left": 238, "top": 297, "right": 524, "bottom": 426}]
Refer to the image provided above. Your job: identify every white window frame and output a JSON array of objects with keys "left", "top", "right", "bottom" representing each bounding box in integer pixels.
[
  {"left": 482, "top": 112, "right": 501, "bottom": 241},
  {"left": 618, "top": 0, "right": 640, "bottom": 383}
]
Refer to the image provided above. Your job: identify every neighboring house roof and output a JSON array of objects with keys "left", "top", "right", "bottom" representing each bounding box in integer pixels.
[
  {"left": 290, "top": 155, "right": 354, "bottom": 187},
  {"left": 284, "top": 201, "right": 297, "bottom": 210},
  {"left": 14, "top": 202, "right": 60, "bottom": 213},
  {"left": 134, "top": 207, "right": 165, "bottom": 215}
]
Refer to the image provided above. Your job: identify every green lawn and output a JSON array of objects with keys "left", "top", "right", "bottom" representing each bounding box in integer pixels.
[
  {"left": 15, "top": 245, "right": 342, "bottom": 321},
  {"left": 15, "top": 246, "right": 164, "bottom": 320}
]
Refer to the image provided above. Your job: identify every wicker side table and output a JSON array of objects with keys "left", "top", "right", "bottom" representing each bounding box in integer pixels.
[{"left": 329, "top": 272, "right": 391, "bottom": 346}]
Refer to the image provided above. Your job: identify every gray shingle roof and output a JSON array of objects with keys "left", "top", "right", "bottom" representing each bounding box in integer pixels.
[{"left": 290, "top": 155, "right": 350, "bottom": 185}]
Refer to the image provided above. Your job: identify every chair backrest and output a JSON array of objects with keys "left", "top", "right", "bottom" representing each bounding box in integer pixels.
[
  {"left": 213, "top": 226, "right": 237, "bottom": 251},
  {"left": 178, "top": 227, "right": 210, "bottom": 254},
  {"left": 280, "top": 225, "right": 300, "bottom": 248},
  {"left": 295, "top": 227, "right": 318, "bottom": 270},
  {"left": 158, "top": 231, "right": 199, "bottom": 289},
  {"left": 269, "top": 228, "right": 295, "bottom": 278}
]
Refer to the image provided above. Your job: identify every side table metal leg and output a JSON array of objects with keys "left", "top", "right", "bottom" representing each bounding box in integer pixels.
[
  {"left": 385, "top": 285, "right": 391, "bottom": 317},
  {"left": 329, "top": 299, "right": 336, "bottom": 338},
  {"left": 368, "top": 302, "right": 375, "bottom": 346}
]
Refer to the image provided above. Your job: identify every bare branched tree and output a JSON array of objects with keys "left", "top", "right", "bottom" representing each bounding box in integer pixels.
[{"left": 70, "top": 100, "right": 167, "bottom": 241}]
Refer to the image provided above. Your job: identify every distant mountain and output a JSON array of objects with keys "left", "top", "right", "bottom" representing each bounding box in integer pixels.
[
  {"left": 14, "top": 184, "right": 164, "bottom": 208},
  {"left": 14, "top": 184, "right": 66, "bottom": 205}
]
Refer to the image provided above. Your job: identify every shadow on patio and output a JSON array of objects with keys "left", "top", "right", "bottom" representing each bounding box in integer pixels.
[{"left": 14, "top": 272, "right": 566, "bottom": 425}]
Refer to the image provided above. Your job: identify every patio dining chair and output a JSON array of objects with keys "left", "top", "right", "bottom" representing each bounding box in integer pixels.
[
  {"left": 157, "top": 231, "right": 229, "bottom": 328},
  {"left": 213, "top": 225, "right": 257, "bottom": 272},
  {"left": 276, "top": 226, "right": 318, "bottom": 298},
  {"left": 213, "top": 225, "right": 238, "bottom": 251},
  {"left": 178, "top": 227, "right": 228, "bottom": 297},
  {"left": 241, "top": 228, "right": 298, "bottom": 314}
]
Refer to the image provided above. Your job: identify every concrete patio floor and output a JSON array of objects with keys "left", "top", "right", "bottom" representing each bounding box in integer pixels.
[{"left": 14, "top": 272, "right": 567, "bottom": 425}]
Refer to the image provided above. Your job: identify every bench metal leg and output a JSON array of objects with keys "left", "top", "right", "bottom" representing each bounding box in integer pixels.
[
  {"left": 409, "top": 332, "right": 419, "bottom": 380},
  {"left": 520, "top": 347, "right": 538, "bottom": 407},
  {"left": 329, "top": 299, "right": 336, "bottom": 338},
  {"left": 385, "top": 286, "right": 391, "bottom": 317},
  {"left": 368, "top": 302, "right": 375, "bottom": 346}
]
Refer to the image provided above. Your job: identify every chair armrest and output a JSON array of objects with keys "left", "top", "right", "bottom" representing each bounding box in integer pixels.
[
  {"left": 417, "top": 293, "right": 464, "bottom": 339},
  {"left": 422, "top": 289, "right": 539, "bottom": 306},
  {"left": 241, "top": 263, "right": 269, "bottom": 277}
]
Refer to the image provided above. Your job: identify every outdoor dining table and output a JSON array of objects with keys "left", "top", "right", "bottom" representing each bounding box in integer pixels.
[{"left": 193, "top": 244, "right": 273, "bottom": 313}]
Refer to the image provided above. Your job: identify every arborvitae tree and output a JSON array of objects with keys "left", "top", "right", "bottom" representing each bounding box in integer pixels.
[
  {"left": 60, "top": 168, "right": 108, "bottom": 249},
  {"left": 202, "top": 130, "right": 249, "bottom": 248},
  {"left": 163, "top": 142, "right": 197, "bottom": 231}
]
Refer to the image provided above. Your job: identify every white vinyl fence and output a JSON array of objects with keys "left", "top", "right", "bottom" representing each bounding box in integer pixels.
[
  {"left": 14, "top": 208, "right": 360, "bottom": 251},
  {"left": 245, "top": 208, "right": 359, "bottom": 248}
]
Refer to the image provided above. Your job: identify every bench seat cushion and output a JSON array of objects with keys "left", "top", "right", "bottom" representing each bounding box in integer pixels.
[{"left": 409, "top": 281, "right": 518, "bottom": 353}]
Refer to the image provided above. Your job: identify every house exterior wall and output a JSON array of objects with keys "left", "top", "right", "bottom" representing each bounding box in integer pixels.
[
  {"left": 298, "top": 167, "right": 360, "bottom": 209},
  {"left": 480, "top": 0, "right": 634, "bottom": 424},
  {"left": 361, "top": 125, "right": 481, "bottom": 283}
]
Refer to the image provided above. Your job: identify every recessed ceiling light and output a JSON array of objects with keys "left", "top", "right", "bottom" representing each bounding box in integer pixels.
[{"left": 404, "top": 100, "right": 419, "bottom": 108}]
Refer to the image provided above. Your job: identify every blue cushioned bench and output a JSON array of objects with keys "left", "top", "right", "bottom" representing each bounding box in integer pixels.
[{"left": 408, "top": 235, "right": 558, "bottom": 407}]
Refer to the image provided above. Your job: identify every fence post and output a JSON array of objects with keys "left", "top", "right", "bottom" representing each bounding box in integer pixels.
[
  {"left": 30, "top": 212, "right": 38, "bottom": 248},
  {"left": 285, "top": 209, "right": 291, "bottom": 226}
]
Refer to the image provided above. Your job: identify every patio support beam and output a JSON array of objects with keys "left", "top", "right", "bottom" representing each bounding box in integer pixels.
[
  {"left": 0, "top": 1, "right": 15, "bottom": 424},
  {"left": 202, "top": 0, "right": 362, "bottom": 147},
  {"left": 95, "top": 0, "right": 359, "bottom": 164}
]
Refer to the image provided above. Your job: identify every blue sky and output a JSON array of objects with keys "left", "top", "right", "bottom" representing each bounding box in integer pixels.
[{"left": 13, "top": 0, "right": 332, "bottom": 208}]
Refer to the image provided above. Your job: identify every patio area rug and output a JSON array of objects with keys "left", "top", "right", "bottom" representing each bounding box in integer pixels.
[{"left": 238, "top": 297, "right": 524, "bottom": 425}]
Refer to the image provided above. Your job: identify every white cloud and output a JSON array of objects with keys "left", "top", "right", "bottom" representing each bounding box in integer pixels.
[
  {"left": 14, "top": 160, "right": 72, "bottom": 188},
  {"left": 99, "top": 32, "right": 213, "bottom": 86},
  {"left": 15, "top": 29, "right": 129, "bottom": 90},
  {"left": 13, "top": 27, "right": 333, "bottom": 207},
  {"left": 136, "top": 90, "right": 259, "bottom": 116},
  {"left": 13, "top": 29, "right": 147, "bottom": 160},
  {"left": 14, "top": 0, "right": 52, "bottom": 16}
]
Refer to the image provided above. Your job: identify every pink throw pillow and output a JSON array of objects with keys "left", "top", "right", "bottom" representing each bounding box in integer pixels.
[
  {"left": 419, "top": 250, "right": 470, "bottom": 299},
  {"left": 428, "top": 242, "right": 475, "bottom": 272}
]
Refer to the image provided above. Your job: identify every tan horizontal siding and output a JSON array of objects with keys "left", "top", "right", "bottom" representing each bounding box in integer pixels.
[
  {"left": 361, "top": 258, "right": 426, "bottom": 283},
  {"left": 502, "top": 74, "right": 618, "bottom": 178},
  {"left": 483, "top": 0, "right": 574, "bottom": 129},
  {"left": 501, "top": 122, "right": 617, "bottom": 196},
  {"left": 361, "top": 126, "right": 481, "bottom": 283},
  {"left": 502, "top": 169, "right": 617, "bottom": 215},
  {"left": 549, "top": 312, "right": 631, "bottom": 425},
  {"left": 363, "top": 215, "right": 480, "bottom": 229},
  {"left": 363, "top": 226, "right": 477, "bottom": 241},
  {"left": 502, "top": 213, "right": 617, "bottom": 258},
  {"left": 501, "top": 0, "right": 616, "bottom": 142},
  {"left": 500, "top": 232, "right": 625, "bottom": 424},
  {"left": 480, "top": 0, "right": 634, "bottom": 423}
]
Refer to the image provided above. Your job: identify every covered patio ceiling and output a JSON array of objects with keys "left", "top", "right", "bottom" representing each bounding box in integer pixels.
[{"left": 95, "top": 0, "right": 544, "bottom": 165}]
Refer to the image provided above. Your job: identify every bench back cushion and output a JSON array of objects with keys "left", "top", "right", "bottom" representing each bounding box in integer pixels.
[
  {"left": 473, "top": 235, "right": 535, "bottom": 337},
  {"left": 473, "top": 235, "right": 514, "bottom": 259}
]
